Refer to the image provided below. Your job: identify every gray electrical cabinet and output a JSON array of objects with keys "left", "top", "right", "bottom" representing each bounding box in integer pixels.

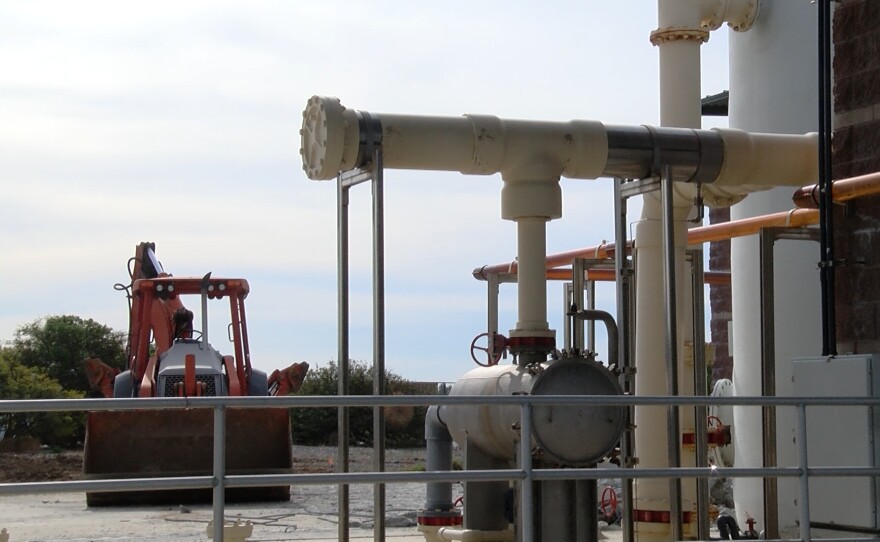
[{"left": 792, "top": 354, "right": 880, "bottom": 529}]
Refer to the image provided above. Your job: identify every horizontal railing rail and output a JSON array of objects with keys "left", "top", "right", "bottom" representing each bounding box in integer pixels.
[{"left": 2, "top": 393, "right": 879, "bottom": 542}]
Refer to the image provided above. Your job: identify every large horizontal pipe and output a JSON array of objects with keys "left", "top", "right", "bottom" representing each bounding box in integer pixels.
[
  {"left": 474, "top": 209, "right": 819, "bottom": 280},
  {"left": 792, "top": 171, "right": 880, "bottom": 209},
  {"left": 300, "top": 97, "right": 817, "bottom": 201}
]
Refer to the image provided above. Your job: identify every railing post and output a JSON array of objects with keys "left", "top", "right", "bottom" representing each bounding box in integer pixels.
[
  {"left": 796, "top": 402, "right": 811, "bottom": 542},
  {"left": 213, "top": 403, "right": 226, "bottom": 541},
  {"left": 520, "top": 402, "right": 534, "bottom": 542}
]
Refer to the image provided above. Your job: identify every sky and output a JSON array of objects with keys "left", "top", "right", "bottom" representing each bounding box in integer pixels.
[{"left": 0, "top": 1, "right": 730, "bottom": 383}]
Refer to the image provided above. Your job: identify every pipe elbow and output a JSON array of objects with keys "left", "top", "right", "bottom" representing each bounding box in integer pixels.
[
  {"left": 425, "top": 405, "right": 451, "bottom": 441},
  {"left": 655, "top": 0, "right": 760, "bottom": 35}
]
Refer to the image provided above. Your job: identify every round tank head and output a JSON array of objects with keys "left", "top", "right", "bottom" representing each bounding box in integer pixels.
[
  {"left": 300, "top": 95, "right": 347, "bottom": 180},
  {"left": 530, "top": 357, "right": 625, "bottom": 466}
]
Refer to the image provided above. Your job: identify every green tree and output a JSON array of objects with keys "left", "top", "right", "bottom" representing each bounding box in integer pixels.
[
  {"left": 291, "top": 360, "right": 431, "bottom": 448},
  {"left": 0, "top": 348, "right": 84, "bottom": 447},
  {"left": 12, "top": 315, "right": 126, "bottom": 395}
]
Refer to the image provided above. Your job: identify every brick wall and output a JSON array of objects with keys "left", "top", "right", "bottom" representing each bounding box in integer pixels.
[
  {"left": 833, "top": 0, "right": 880, "bottom": 353},
  {"left": 708, "top": 207, "right": 732, "bottom": 381}
]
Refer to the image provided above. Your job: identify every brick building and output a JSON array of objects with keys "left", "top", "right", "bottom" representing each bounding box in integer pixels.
[{"left": 832, "top": 0, "right": 880, "bottom": 354}]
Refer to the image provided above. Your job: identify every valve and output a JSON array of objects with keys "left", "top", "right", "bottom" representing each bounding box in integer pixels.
[
  {"left": 599, "top": 486, "right": 619, "bottom": 524},
  {"left": 470, "top": 332, "right": 507, "bottom": 367},
  {"left": 708, "top": 415, "right": 732, "bottom": 447}
]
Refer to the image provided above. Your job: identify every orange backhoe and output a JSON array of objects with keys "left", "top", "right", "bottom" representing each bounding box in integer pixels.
[{"left": 83, "top": 242, "right": 309, "bottom": 505}]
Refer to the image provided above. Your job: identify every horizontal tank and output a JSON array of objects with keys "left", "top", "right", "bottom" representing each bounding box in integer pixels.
[{"left": 441, "top": 356, "right": 625, "bottom": 466}]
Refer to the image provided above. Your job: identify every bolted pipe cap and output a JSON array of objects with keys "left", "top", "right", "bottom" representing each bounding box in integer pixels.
[{"left": 300, "top": 95, "right": 348, "bottom": 180}]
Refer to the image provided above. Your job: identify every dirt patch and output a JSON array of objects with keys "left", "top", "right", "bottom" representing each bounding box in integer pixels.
[
  {"left": 0, "top": 445, "right": 430, "bottom": 483},
  {"left": 0, "top": 451, "right": 83, "bottom": 483}
]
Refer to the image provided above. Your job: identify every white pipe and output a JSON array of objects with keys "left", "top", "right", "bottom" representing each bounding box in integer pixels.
[
  {"left": 513, "top": 218, "right": 552, "bottom": 337},
  {"left": 633, "top": 2, "right": 761, "bottom": 540},
  {"left": 728, "top": 1, "right": 820, "bottom": 535},
  {"left": 436, "top": 527, "right": 513, "bottom": 542},
  {"left": 301, "top": 97, "right": 814, "bottom": 193}
]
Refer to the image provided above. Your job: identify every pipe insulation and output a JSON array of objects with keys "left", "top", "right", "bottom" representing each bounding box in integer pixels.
[{"left": 300, "top": 97, "right": 818, "bottom": 201}]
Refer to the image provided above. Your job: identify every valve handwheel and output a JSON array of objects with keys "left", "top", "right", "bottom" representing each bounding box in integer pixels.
[
  {"left": 470, "top": 332, "right": 506, "bottom": 367},
  {"left": 600, "top": 486, "right": 618, "bottom": 520}
]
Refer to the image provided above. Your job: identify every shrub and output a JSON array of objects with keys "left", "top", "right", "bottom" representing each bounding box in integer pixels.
[{"left": 291, "top": 360, "right": 430, "bottom": 448}]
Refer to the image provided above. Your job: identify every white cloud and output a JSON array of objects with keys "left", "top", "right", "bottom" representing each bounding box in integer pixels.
[{"left": 0, "top": 1, "right": 730, "bottom": 382}]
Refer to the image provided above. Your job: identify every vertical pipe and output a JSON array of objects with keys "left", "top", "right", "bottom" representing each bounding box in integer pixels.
[
  {"left": 541, "top": 480, "right": 575, "bottom": 542},
  {"left": 372, "top": 150, "right": 387, "bottom": 542},
  {"left": 337, "top": 174, "right": 351, "bottom": 542},
  {"left": 425, "top": 406, "right": 454, "bottom": 511},
  {"left": 212, "top": 404, "right": 226, "bottom": 542},
  {"left": 796, "top": 403, "right": 812, "bottom": 542},
  {"left": 576, "top": 479, "right": 598, "bottom": 542},
  {"left": 201, "top": 278, "right": 210, "bottom": 347},
  {"left": 817, "top": 0, "right": 836, "bottom": 356},
  {"left": 661, "top": 166, "right": 683, "bottom": 541},
  {"left": 613, "top": 178, "right": 635, "bottom": 542},
  {"left": 587, "top": 277, "right": 596, "bottom": 354},
  {"left": 759, "top": 229, "right": 779, "bottom": 540},
  {"left": 573, "top": 259, "right": 586, "bottom": 352},
  {"left": 520, "top": 403, "right": 534, "bottom": 542},
  {"left": 488, "top": 273, "right": 501, "bottom": 360},
  {"left": 729, "top": 2, "right": 821, "bottom": 530},
  {"left": 690, "top": 249, "right": 710, "bottom": 541},
  {"left": 564, "top": 283, "right": 574, "bottom": 351},
  {"left": 515, "top": 218, "right": 550, "bottom": 334}
]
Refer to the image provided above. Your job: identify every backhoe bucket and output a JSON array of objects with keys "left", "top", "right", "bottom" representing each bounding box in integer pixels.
[{"left": 83, "top": 407, "right": 292, "bottom": 506}]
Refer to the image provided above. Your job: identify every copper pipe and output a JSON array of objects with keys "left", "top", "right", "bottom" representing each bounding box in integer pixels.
[
  {"left": 792, "top": 171, "right": 880, "bottom": 209},
  {"left": 686, "top": 208, "right": 818, "bottom": 245},
  {"left": 544, "top": 267, "right": 730, "bottom": 285},
  {"left": 474, "top": 241, "right": 630, "bottom": 280},
  {"left": 474, "top": 208, "right": 818, "bottom": 281}
]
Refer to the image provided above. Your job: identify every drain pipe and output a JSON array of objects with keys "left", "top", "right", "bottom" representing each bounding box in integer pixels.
[{"left": 419, "top": 406, "right": 462, "bottom": 542}]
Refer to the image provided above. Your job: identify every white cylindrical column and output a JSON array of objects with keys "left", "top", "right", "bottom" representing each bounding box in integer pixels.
[
  {"left": 728, "top": 1, "right": 821, "bottom": 535},
  {"left": 633, "top": 3, "right": 708, "bottom": 539}
]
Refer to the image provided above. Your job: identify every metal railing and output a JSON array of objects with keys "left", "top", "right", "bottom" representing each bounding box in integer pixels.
[{"left": 3, "top": 393, "right": 880, "bottom": 542}]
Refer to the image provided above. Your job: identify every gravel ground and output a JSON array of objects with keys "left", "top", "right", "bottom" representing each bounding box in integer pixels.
[{"left": 0, "top": 445, "right": 462, "bottom": 541}]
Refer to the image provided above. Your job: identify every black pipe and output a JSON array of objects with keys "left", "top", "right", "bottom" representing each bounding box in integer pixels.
[{"left": 818, "top": 0, "right": 837, "bottom": 356}]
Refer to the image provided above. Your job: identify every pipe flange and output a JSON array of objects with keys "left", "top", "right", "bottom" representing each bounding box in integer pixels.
[
  {"left": 729, "top": 0, "right": 761, "bottom": 32},
  {"left": 300, "top": 95, "right": 347, "bottom": 180},
  {"left": 650, "top": 27, "right": 710, "bottom": 46},
  {"left": 506, "top": 335, "right": 555, "bottom": 355}
]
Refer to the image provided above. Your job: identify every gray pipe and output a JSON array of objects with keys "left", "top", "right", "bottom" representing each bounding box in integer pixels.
[
  {"left": 574, "top": 309, "right": 619, "bottom": 367},
  {"left": 425, "top": 405, "right": 454, "bottom": 511}
]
